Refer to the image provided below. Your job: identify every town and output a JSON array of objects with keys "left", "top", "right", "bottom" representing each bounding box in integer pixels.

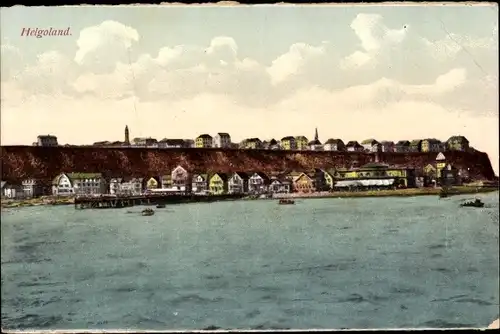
[{"left": 1, "top": 126, "right": 478, "bottom": 201}]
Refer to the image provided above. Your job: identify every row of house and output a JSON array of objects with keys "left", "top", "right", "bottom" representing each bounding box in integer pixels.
[
  {"left": 87, "top": 126, "right": 472, "bottom": 153},
  {"left": 2, "top": 152, "right": 464, "bottom": 200}
]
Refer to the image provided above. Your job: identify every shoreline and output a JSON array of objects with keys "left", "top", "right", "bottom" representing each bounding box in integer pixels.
[{"left": 1, "top": 186, "right": 498, "bottom": 210}]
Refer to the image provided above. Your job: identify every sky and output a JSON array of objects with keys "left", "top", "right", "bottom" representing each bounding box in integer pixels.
[{"left": 1, "top": 4, "right": 498, "bottom": 173}]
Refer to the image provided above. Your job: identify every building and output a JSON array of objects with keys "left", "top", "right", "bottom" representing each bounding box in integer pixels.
[
  {"left": 109, "top": 177, "right": 143, "bottom": 195},
  {"left": 171, "top": 165, "right": 191, "bottom": 192},
  {"left": 308, "top": 128, "right": 323, "bottom": 150},
  {"left": 132, "top": 137, "right": 158, "bottom": 147},
  {"left": 160, "top": 174, "right": 172, "bottom": 189},
  {"left": 446, "top": 135, "right": 470, "bottom": 151},
  {"left": 195, "top": 134, "right": 213, "bottom": 148},
  {"left": 124, "top": 125, "right": 130, "bottom": 145},
  {"left": 158, "top": 139, "right": 186, "bottom": 148},
  {"left": 263, "top": 139, "right": 280, "bottom": 150},
  {"left": 361, "top": 139, "right": 379, "bottom": 152},
  {"left": 409, "top": 139, "right": 423, "bottom": 152},
  {"left": 421, "top": 139, "right": 444, "bottom": 152},
  {"left": 209, "top": 173, "right": 228, "bottom": 194},
  {"left": 146, "top": 176, "right": 161, "bottom": 190},
  {"left": 293, "top": 172, "right": 316, "bottom": 193},
  {"left": 333, "top": 163, "right": 416, "bottom": 190},
  {"left": 1, "top": 181, "right": 24, "bottom": 199},
  {"left": 248, "top": 172, "right": 270, "bottom": 194},
  {"left": 268, "top": 176, "right": 292, "bottom": 194},
  {"left": 394, "top": 140, "right": 411, "bottom": 153},
  {"left": 36, "top": 135, "right": 58, "bottom": 147},
  {"left": 191, "top": 174, "right": 209, "bottom": 194},
  {"left": 184, "top": 139, "right": 195, "bottom": 148},
  {"left": 295, "top": 136, "right": 309, "bottom": 150},
  {"left": 379, "top": 141, "right": 395, "bottom": 153},
  {"left": 21, "top": 178, "right": 45, "bottom": 198},
  {"left": 52, "top": 172, "right": 106, "bottom": 196},
  {"left": 280, "top": 136, "right": 296, "bottom": 150},
  {"left": 228, "top": 172, "right": 249, "bottom": 194},
  {"left": 323, "top": 139, "right": 345, "bottom": 151},
  {"left": 213, "top": 133, "right": 232, "bottom": 148},
  {"left": 346, "top": 141, "right": 364, "bottom": 152},
  {"left": 241, "top": 138, "right": 263, "bottom": 149}
]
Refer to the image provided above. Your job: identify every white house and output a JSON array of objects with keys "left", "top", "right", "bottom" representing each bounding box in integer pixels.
[
  {"left": 21, "top": 179, "right": 45, "bottom": 198},
  {"left": 1, "top": 181, "right": 24, "bottom": 199},
  {"left": 52, "top": 173, "right": 107, "bottom": 196},
  {"left": 191, "top": 174, "right": 209, "bottom": 194},
  {"left": 213, "top": 133, "right": 232, "bottom": 148},
  {"left": 110, "top": 177, "right": 143, "bottom": 195},
  {"left": 158, "top": 139, "right": 186, "bottom": 148},
  {"left": 228, "top": 172, "right": 249, "bottom": 194},
  {"left": 36, "top": 135, "right": 58, "bottom": 146},
  {"left": 248, "top": 172, "right": 270, "bottom": 194},
  {"left": 171, "top": 165, "right": 191, "bottom": 192},
  {"left": 361, "top": 139, "right": 379, "bottom": 152},
  {"left": 269, "top": 178, "right": 292, "bottom": 194},
  {"left": 323, "top": 139, "right": 345, "bottom": 151}
]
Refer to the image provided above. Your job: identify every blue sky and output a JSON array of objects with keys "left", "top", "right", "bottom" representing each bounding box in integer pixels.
[{"left": 1, "top": 4, "right": 498, "bottom": 172}]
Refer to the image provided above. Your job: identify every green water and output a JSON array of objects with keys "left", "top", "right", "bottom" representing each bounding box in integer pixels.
[{"left": 1, "top": 193, "right": 499, "bottom": 329}]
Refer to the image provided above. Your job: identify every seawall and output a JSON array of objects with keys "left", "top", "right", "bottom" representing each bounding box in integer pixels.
[{"left": 0, "top": 146, "right": 496, "bottom": 182}]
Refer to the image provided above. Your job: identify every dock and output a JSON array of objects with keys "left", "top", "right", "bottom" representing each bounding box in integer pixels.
[{"left": 74, "top": 193, "right": 246, "bottom": 209}]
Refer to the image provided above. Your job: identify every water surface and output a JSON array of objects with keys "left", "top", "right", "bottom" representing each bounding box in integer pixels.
[{"left": 2, "top": 192, "right": 499, "bottom": 329}]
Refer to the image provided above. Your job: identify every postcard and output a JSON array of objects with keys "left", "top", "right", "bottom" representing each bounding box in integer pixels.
[{"left": 1, "top": 2, "right": 498, "bottom": 332}]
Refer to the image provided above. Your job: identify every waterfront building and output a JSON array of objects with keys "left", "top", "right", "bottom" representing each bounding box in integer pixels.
[
  {"left": 191, "top": 174, "right": 209, "bottom": 194},
  {"left": 171, "top": 165, "right": 191, "bottom": 192},
  {"left": 248, "top": 172, "right": 270, "bottom": 194},
  {"left": 213, "top": 133, "right": 232, "bottom": 148},
  {"left": 52, "top": 172, "right": 106, "bottom": 196},
  {"left": 146, "top": 176, "right": 160, "bottom": 190},
  {"left": 293, "top": 172, "right": 316, "bottom": 193},
  {"left": 209, "top": 173, "right": 228, "bottom": 194},
  {"left": 228, "top": 172, "right": 249, "bottom": 194},
  {"left": 268, "top": 176, "right": 292, "bottom": 194},
  {"left": 323, "top": 138, "right": 345, "bottom": 151},
  {"left": 195, "top": 134, "right": 213, "bottom": 148},
  {"left": 1, "top": 181, "right": 24, "bottom": 199},
  {"left": 21, "top": 178, "right": 45, "bottom": 198}
]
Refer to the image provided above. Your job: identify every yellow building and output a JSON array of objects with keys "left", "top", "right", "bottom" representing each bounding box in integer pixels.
[
  {"left": 295, "top": 136, "right": 309, "bottom": 150},
  {"left": 322, "top": 169, "right": 336, "bottom": 190},
  {"left": 195, "top": 134, "right": 213, "bottom": 148},
  {"left": 146, "top": 177, "right": 159, "bottom": 190},
  {"left": 280, "top": 136, "right": 296, "bottom": 150},
  {"left": 209, "top": 173, "right": 228, "bottom": 194}
]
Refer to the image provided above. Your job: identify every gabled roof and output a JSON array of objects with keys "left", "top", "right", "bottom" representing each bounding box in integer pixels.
[
  {"left": 396, "top": 140, "right": 410, "bottom": 146},
  {"left": 246, "top": 137, "right": 262, "bottom": 143},
  {"left": 232, "top": 172, "right": 249, "bottom": 180},
  {"left": 410, "top": 139, "right": 422, "bottom": 146},
  {"left": 1, "top": 181, "right": 6, "bottom": 189},
  {"left": 281, "top": 136, "right": 295, "bottom": 141},
  {"left": 197, "top": 134, "right": 213, "bottom": 139},
  {"left": 308, "top": 139, "right": 322, "bottom": 145},
  {"left": 211, "top": 173, "right": 228, "bottom": 181},
  {"left": 436, "top": 152, "right": 446, "bottom": 161},
  {"left": 295, "top": 136, "right": 308, "bottom": 141},
  {"left": 324, "top": 138, "right": 344, "bottom": 145},
  {"left": 361, "top": 139, "right": 379, "bottom": 145},
  {"left": 346, "top": 141, "right": 361, "bottom": 147},
  {"left": 217, "top": 132, "right": 230, "bottom": 137},
  {"left": 380, "top": 140, "right": 395, "bottom": 145},
  {"left": 295, "top": 172, "right": 314, "bottom": 181},
  {"left": 192, "top": 173, "right": 208, "bottom": 180},
  {"left": 250, "top": 172, "right": 269, "bottom": 181}
]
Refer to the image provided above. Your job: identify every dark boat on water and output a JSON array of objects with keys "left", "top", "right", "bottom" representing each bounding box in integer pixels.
[
  {"left": 278, "top": 199, "right": 295, "bottom": 205},
  {"left": 156, "top": 204, "right": 166, "bottom": 209},
  {"left": 460, "top": 199, "right": 484, "bottom": 208},
  {"left": 142, "top": 208, "right": 155, "bottom": 216}
]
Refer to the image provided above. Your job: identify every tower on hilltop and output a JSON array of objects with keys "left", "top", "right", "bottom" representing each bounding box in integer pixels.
[
  {"left": 124, "top": 125, "right": 130, "bottom": 145},
  {"left": 314, "top": 127, "right": 319, "bottom": 141}
]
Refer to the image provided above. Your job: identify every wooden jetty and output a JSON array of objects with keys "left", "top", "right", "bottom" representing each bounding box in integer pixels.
[{"left": 74, "top": 193, "right": 246, "bottom": 209}]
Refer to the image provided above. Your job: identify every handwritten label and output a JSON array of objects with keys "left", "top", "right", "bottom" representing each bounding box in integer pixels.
[{"left": 21, "top": 27, "right": 72, "bottom": 38}]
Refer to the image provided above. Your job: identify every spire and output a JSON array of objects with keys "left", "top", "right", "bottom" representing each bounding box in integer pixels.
[
  {"left": 314, "top": 127, "right": 319, "bottom": 141},
  {"left": 124, "top": 125, "right": 130, "bottom": 145}
]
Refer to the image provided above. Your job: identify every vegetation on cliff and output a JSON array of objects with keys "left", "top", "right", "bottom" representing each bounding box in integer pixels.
[{"left": 0, "top": 146, "right": 496, "bottom": 182}]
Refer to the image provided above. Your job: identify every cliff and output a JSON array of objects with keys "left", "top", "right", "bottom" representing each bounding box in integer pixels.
[{"left": 0, "top": 146, "right": 496, "bottom": 182}]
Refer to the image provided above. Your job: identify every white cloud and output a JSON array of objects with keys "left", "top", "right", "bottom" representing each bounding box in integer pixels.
[
  {"left": 422, "top": 32, "right": 498, "bottom": 61},
  {"left": 266, "top": 42, "right": 328, "bottom": 85},
  {"left": 341, "top": 13, "right": 408, "bottom": 70},
  {"left": 75, "top": 20, "right": 140, "bottom": 72}
]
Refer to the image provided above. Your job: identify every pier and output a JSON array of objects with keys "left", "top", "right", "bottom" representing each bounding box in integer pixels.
[{"left": 74, "top": 193, "right": 246, "bottom": 209}]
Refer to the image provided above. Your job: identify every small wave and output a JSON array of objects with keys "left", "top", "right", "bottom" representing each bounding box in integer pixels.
[
  {"left": 3, "top": 314, "right": 63, "bottom": 329},
  {"left": 169, "top": 294, "right": 223, "bottom": 306},
  {"left": 419, "top": 319, "right": 474, "bottom": 328}
]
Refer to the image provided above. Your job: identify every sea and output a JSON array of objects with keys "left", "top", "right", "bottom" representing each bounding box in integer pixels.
[{"left": 1, "top": 192, "right": 499, "bottom": 330}]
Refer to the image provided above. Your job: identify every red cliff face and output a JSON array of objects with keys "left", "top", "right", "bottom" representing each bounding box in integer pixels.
[{"left": 0, "top": 146, "right": 496, "bottom": 182}]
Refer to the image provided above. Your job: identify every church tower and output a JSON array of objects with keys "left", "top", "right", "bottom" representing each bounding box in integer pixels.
[
  {"left": 314, "top": 127, "right": 319, "bottom": 141},
  {"left": 124, "top": 125, "right": 130, "bottom": 145}
]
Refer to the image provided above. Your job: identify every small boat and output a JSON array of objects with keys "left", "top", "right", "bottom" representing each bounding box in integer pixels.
[
  {"left": 156, "top": 204, "right": 166, "bottom": 209},
  {"left": 460, "top": 199, "right": 484, "bottom": 208},
  {"left": 142, "top": 208, "right": 155, "bottom": 216},
  {"left": 278, "top": 199, "right": 295, "bottom": 205}
]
